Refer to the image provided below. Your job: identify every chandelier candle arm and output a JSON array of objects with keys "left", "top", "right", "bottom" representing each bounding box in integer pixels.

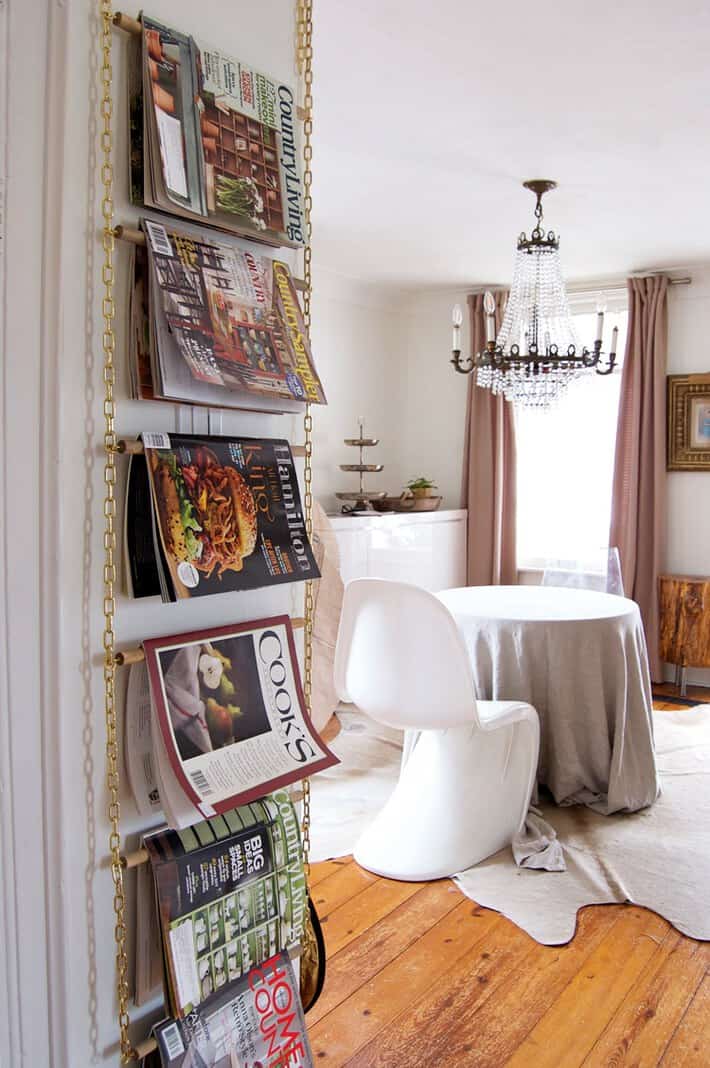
[
  {"left": 452, "top": 304, "right": 462, "bottom": 351},
  {"left": 483, "top": 290, "right": 496, "bottom": 344},
  {"left": 610, "top": 325, "right": 619, "bottom": 356}
]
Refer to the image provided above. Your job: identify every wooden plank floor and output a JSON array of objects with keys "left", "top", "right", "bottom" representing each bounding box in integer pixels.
[{"left": 307, "top": 694, "right": 710, "bottom": 1066}]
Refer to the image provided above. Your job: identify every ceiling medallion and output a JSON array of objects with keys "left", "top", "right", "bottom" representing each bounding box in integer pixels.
[{"left": 450, "top": 180, "right": 618, "bottom": 408}]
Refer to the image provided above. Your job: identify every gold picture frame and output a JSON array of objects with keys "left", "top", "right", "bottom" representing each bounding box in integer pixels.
[{"left": 667, "top": 373, "right": 710, "bottom": 470}]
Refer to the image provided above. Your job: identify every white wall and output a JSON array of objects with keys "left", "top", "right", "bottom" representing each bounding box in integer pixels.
[
  {"left": 309, "top": 268, "right": 399, "bottom": 513},
  {"left": 0, "top": 2, "right": 316, "bottom": 1065},
  {"left": 387, "top": 289, "right": 471, "bottom": 507}
]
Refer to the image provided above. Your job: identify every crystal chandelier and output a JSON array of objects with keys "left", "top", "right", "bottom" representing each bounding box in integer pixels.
[{"left": 450, "top": 180, "right": 618, "bottom": 408}]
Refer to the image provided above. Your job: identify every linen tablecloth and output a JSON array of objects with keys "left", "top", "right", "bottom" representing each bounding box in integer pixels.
[{"left": 437, "top": 586, "right": 659, "bottom": 815}]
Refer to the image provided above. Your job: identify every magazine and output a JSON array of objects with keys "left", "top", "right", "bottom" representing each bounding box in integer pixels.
[
  {"left": 128, "top": 240, "right": 303, "bottom": 414},
  {"left": 124, "top": 617, "right": 337, "bottom": 828},
  {"left": 134, "top": 828, "right": 167, "bottom": 1006},
  {"left": 124, "top": 654, "right": 163, "bottom": 817},
  {"left": 136, "top": 15, "right": 304, "bottom": 248},
  {"left": 135, "top": 433, "right": 320, "bottom": 602},
  {"left": 144, "top": 793, "right": 307, "bottom": 1018},
  {"left": 153, "top": 952, "right": 313, "bottom": 1067},
  {"left": 130, "top": 218, "right": 325, "bottom": 411},
  {"left": 124, "top": 455, "right": 162, "bottom": 600}
]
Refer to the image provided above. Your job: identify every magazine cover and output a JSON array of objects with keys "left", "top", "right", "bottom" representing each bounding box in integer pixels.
[
  {"left": 134, "top": 828, "right": 167, "bottom": 1006},
  {"left": 145, "top": 793, "right": 307, "bottom": 1018},
  {"left": 141, "top": 617, "right": 337, "bottom": 825},
  {"left": 128, "top": 238, "right": 308, "bottom": 414},
  {"left": 141, "top": 15, "right": 304, "bottom": 247},
  {"left": 142, "top": 433, "right": 320, "bottom": 601},
  {"left": 153, "top": 952, "right": 313, "bottom": 1067},
  {"left": 124, "top": 660, "right": 163, "bottom": 818},
  {"left": 142, "top": 218, "right": 325, "bottom": 405}
]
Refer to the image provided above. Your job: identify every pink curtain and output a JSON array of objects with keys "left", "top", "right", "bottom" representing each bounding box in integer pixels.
[
  {"left": 610, "top": 275, "right": 669, "bottom": 682},
  {"left": 461, "top": 291, "right": 517, "bottom": 585}
]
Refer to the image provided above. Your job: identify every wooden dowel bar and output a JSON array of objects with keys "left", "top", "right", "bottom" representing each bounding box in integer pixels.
[
  {"left": 134, "top": 1036, "right": 158, "bottom": 1059},
  {"left": 114, "top": 647, "right": 145, "bottom": 666},
  {"left": 123, "top": 847, "right": 149, "bottom": 869},
  {"left": 112, "top": 11, "right": 142, "bottom": 35},
  {"left": 113, "top": 224, "right": 144, "bottom": 246},
  {"left": 116, "top": 437, "right": 145, "bottom": 455},
  {"left": 112, "top": 225, "right": 307, "bottom": 291},
  {"left": 116, "top": 437, "right": 306, "bottom": 458},
  {"left": 115, "top": 619, "right": 305, "bottom": 668}
]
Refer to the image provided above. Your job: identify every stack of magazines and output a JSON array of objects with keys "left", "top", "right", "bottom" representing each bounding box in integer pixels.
[
  {"left": 131, "top": 15, "right": 305, "bottom": 248},
  {"left": 137, "top": 795, "right": 313, "bottom": 1066},
  {"left": 129, "top": 218, "right": 327, "bottom": 412},
  {"left": 127, "top": 617, "right": 334, "bottom": 1064},
  {"left": 125, "top": 433, "right": 321, "bottom": 602}
]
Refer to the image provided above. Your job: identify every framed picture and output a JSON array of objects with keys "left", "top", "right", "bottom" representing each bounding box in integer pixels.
[{"left": 667, "top": 373, "right": 710, "bottom": 470}]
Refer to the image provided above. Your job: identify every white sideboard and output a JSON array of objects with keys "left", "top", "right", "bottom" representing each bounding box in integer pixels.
[{"left": 328, "top": 509, "right": 467, "bottom": 591}]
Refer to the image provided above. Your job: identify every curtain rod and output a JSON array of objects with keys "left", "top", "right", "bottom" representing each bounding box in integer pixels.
[
  {"left": 567, "top": 276, "right": 691, "bottom": 295},
  {"left": 470, "top": 275, "right": 692, "bottom": 297}
]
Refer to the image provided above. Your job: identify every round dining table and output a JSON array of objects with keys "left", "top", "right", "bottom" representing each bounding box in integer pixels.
[{"left": 437, "top": 585, "right": 659, "bottom": 814}]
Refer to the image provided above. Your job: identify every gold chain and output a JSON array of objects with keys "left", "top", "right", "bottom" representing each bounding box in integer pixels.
[
  {"left": 297, "top": 0, "right": 314, "bottom": 880},
  {"left": 99, "top": 1, "right": 135, "bottom": 1061},
  {"left": 99, "top": 4, "right": 313, "bottom": 1054}
]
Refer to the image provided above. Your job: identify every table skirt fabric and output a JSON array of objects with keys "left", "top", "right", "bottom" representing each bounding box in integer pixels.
[{"left": 438, "top": 589, "right": 660, "bottom": 816}]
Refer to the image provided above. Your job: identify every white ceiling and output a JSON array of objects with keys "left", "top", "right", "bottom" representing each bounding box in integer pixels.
[{"left": 312, "top": 0, "right": 710, "bottom": 291}]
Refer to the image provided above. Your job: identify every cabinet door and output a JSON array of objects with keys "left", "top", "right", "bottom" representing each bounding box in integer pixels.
[
  {"left": 332, "top": 516, "right": 467, "bottom": 591},
  {"left": 334, "top": 527, "right": 370, "bottom": 585},
  {"left": 368, "top": 520, "right": 433, "bottom": 586},
  {"left": 429, "top": 519, "right": 467, "bottom": 591}
]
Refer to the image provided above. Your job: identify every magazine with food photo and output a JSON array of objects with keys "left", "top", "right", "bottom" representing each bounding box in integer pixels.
[
  {"left": 140, "top": 433, "right": 320, "bottom": 602},
  {"left": 140, "top": 218, "right": 325, "bottom": 408},
  {"left": 144, "top": 793, "right": 307, "bottom": 1018},
  {"left": 139, "top": 15, "right": 304, "bottom": 248},
  {"left": 153, "top": 951, "right": 313, "bottom": 1067},
  {"left": 134, "top": 617, "right": 337, "bottom": 828}
]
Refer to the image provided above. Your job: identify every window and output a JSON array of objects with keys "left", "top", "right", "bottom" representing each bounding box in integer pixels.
[{"left": 515, "top": 297, "right": 628, "bottom": 570}]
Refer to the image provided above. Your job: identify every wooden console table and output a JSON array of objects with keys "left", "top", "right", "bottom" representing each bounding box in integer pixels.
[{"left": 659, "top": 574, "right": 710, "bottom": 695}]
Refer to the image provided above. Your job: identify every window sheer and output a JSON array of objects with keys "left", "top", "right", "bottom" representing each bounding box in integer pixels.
[{"left": 516, "top": 302, "right": 628, "bottom": 570}]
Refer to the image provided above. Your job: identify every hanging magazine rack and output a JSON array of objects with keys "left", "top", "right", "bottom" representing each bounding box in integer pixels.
[{"left": 100, "top": 2, "right": 317, "bottom": 1059}]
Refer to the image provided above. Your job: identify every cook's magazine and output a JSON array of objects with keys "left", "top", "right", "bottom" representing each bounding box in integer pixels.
[
  {"left": 130, "top": 218, "right": 325, "bottom": 411},
  {"left": 136, "top": 15, "right": 304, "bottom": 248},
  {"left": 129, "top": 433, "right": 320, "bottom": 601},
  {"left": 144, "top": 792, "right": 307, "bottom": 1019},
  {"left": 152, "top": 951, "right": 313, "bottom": 1067},
  {"left": 124, "top": 617, "right": 337, "bottom": 828}
]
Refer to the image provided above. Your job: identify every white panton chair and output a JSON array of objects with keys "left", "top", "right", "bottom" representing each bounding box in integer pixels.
[{"left": 334, "top": 578, "right": 540, "bottom": 881}]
